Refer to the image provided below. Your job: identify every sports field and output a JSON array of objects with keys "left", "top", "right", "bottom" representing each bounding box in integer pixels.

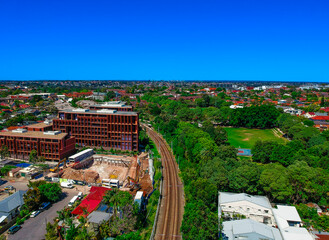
[{"left": 224, "top": 127, "right": 286, "bottom": 149}]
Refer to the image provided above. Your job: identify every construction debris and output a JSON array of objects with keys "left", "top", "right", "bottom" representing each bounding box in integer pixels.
[{"left": 61, "top": 168, "right": 100, "bottom": 183}]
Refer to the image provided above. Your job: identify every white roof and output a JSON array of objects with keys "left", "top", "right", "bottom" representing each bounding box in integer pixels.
[
  {"left": 280, "top": 227, "right": 314, "bottom": 240},
  {"left": 273, "top": 205, "right": 313, "bottom": 240},
  {"left": 275, "top": 205, "right": 301, "bottom": 222},
  {"left": 0, "top": 215, "right": 8, "bottom": 223},
  {"left": 69, "top": 149, "right": 93, "bottom": 159},
  {"left": 223, "top": 219, "right": 282, "bottom": 240},
  {"left": 219, "top": 192, "right": 272, "bottom": 209},
  {"left": 134, "top": 191, "right": 143, "bottom": 200}
]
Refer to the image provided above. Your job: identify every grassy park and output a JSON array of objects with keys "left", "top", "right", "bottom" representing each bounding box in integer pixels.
[{"left": 224, "top": 127, "right": 286, "bottom": 149}]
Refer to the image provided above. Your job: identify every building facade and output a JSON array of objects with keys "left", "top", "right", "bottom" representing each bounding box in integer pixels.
[
  {"left": 0, "top": 129, "right": 76, "bottom": 161},
  {"left": 53, "top": 109, "right": 139, "bottom": 151},
  {"left": 218, "top": 192, "right": 276, "bottom": 227}
]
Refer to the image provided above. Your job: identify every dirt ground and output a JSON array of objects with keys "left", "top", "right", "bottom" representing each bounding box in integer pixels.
[{"left": 89, "top": 163, "right": 129, "bottom": 182}]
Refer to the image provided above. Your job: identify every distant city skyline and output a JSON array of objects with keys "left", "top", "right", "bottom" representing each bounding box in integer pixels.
[{"left": 0, "top": 0, "right": 328, "bottom": 81}]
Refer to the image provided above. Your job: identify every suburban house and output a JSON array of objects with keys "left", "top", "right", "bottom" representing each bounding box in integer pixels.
[
  {"left": 222, "top": 219, "right": 282, "bottom": 240},
  {"left": 218, "top": 192, "right": 275, "bottom": 227},
  {"left": 272, "top": 205, "right": 315, "bottom": 240},
  {"left": 0, "top": 190, "right": 26, "bottom": 224}
]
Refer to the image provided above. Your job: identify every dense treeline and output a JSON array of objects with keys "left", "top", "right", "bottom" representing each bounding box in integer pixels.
[{"left": 137, "top": 94, "right": 329, "bottom": 238}]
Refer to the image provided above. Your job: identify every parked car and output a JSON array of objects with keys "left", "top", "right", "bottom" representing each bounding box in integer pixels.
[
  {"left": 8, "top": 225, "right": 21, "bottom": 234},
  {"left": 60, "top": 182, "right": 73, "bottom": 189},
  {"left": 4, "top": 185, "right": 14, "bottom": 190},
  {"left": 39, "top": 202, "right": 51, "bottom": 211},
  {"left": 30, "top": 210, "right": 41, "bottom": 218},
  {"left": 0, "top": 179, "right": 7, "bottom": 185}
]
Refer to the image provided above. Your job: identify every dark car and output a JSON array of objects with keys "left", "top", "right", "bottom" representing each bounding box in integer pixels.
[
  {"left": 39, "top": 202, "right": 51, "bottom": 211},
  {"left": 0, "top": 179, "right": 7, "bottom": 185},
  {"left": 8, "top": 225, "right": 21, "bottom": 234}
]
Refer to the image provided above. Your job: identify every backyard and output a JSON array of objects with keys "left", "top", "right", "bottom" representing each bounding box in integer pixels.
[{"left": 224, "top": 127, "right": 286, "bottom": 149}]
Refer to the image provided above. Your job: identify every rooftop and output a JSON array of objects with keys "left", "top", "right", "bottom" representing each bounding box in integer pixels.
[
  {"left": 26, "top": 122, "right": 53, "bottom": 129},
  {"left": 0, "top": 129, "right": 68, "bottom": 140},
  {"left": 0, "top": 190, "right": 26, "bottom": 215},
  {"left": 59, "top": 109, "right": 138, "bottom": 116},
  {"left": 223, "top": 219, "right": 282, "bottom": 240},
  {"left": 219, "top": 192, "right": 272, "bottom": 209}
]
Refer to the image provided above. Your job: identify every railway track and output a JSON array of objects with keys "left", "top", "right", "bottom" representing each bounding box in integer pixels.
[{"left": 144, "top": 125, "right": 184, "bottom": 240}]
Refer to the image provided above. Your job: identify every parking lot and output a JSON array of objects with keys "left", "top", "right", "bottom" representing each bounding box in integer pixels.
[{"left": 7, "top": 188, "right": 78, "bottom": 240}]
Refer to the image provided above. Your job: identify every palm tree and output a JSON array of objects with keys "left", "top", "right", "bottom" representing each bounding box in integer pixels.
[{"left": 103, "top": 189, "right": 119, "bottom": 217}]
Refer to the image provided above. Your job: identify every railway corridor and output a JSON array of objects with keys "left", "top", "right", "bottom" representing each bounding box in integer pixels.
[{"left": 145, "top": 126, "right": 184, "bottom": 240}]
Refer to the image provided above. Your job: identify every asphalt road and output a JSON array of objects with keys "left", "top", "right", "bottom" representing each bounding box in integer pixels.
[{"left": 7, "top": 188, "right": 78, "bottom": 240}]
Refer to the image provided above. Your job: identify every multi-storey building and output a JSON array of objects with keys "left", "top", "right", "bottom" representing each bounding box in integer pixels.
[
  {"left": 89, "top": 101, "right": 133, "bottom": 112},
  {"left": 53, "top": 109, "right": 139, "bottom": 151},
  {"left": 0, "top": 128, "right": 75, "bottom": 161}
]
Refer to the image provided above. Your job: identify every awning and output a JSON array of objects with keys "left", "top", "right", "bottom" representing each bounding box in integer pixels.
[{"left": 0, "top": 215, "right": 8, "bottom": 224}]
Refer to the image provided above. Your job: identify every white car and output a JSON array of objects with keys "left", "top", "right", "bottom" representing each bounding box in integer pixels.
[{"left": 30, "top": 210, "right": 41, "bottom": 218}]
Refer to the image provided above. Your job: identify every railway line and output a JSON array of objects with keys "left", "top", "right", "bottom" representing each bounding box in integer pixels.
[{"left": 144, "top": 125, "right": 184, "bottom": 240}]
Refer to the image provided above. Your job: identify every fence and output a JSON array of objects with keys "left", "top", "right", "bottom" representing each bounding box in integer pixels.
[{"left": 149, "top": 167, "right": 163, "bottom": 240}]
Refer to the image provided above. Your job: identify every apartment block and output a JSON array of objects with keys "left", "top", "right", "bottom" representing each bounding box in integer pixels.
[
  {"left": 0, "top": 128, "right": 76, "bottom": 161},
  {"left": 53, "top": 109, "right": 139, "bottom": 151}
]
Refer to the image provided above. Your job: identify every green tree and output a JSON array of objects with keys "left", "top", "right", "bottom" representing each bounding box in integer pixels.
[
  {"left": 181, "top": 201, "right": 218, "bottom": 240},
  {"left": 39, "top": 183, "right": 62, "bottom": 202},
  {"left": 45, "top": 222, "right": 58, "bottom": 240},
  {"left": 23, "top": 188, "right": 42, "bottom": 211},
  {"left": 0, "top": 145, "right": 9, "bottom": 159},
  {"left": 259, "top": 163, "right": 293, "bottom": 201},
  {"left": 29, "top": 149, "right": 38, "bottom": 162}
]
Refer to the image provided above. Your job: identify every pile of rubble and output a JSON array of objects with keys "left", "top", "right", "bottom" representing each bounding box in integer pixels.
[{"left": 61, "top": 168, "right": 100, "bottom": 183}]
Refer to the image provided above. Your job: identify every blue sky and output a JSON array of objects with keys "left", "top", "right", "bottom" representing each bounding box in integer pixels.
[{"left": 0, "top": 0, "right": 328, "bottom": 81}]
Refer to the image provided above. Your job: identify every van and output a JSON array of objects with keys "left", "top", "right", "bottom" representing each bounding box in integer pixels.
[
  {"left": 61, "top": 182, "right": 73, "bottom": 189},
  {"left": 77, "top": 192, "right": 83, "bottom": 200},
  {"left": 68, "top": 196, "right": 79, "bottom": 207}
]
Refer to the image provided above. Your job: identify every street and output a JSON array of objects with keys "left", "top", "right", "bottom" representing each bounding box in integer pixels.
[{"left": 6, "top": 184, "right": 79, "bottom": 240}]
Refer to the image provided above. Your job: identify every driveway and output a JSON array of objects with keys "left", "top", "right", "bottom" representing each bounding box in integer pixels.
[{"left": 8, "top": 188, "right": 79, "bottom": 240}]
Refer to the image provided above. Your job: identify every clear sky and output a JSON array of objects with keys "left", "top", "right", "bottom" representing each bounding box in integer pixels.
[{"left": 0, "top": 0, "right": 328, "bottom": 81}]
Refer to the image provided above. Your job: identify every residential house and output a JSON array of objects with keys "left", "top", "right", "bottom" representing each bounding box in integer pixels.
[
  {"left": 0, "top": 190, "right": 26, "bottom": 224},
  {"left": 222, "top": 219, "right": 282, "bottom": 240},
  {"left": 272, "top": 205, "right": 315, "bottom": 240},
  {"left": 218, "top": 192, "right": 275, "bottom": 227}
]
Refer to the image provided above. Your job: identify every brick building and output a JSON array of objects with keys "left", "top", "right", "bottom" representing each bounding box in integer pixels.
[
  {"left": 26, "top": 121, "right": 53, "bottom": 132},
  {"left": 89, "top": 101, "right": 133, "bottom": 112},
  {"left": 0, "top": 128, "right": 76, "bottom": 161},
  {"left": 53, "top": 109, "right": 139, "bottom": 151}
]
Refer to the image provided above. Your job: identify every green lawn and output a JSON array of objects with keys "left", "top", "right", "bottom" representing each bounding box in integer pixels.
[{"left": 224, "top": 127, "right": 286, "bottom": 149}]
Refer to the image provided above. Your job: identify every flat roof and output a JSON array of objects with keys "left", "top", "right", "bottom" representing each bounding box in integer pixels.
[
  {"left": 26, "top": 122, "right": 53, "bottom": 129},
  {"left": 59, "top": 109, "right": 138, "bottom": 116},
  {"left": 219, "top": 192, "right": 272, "bottom": 209},
  {"left": 92, "top": 103, "right": 132, "bottom": 108},
  {"left": 0, "top": 130, "right": 68, "bottom": 140}
]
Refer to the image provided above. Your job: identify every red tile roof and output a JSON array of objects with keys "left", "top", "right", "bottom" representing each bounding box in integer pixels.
[
  {"left": 71, "top": 186, "right": 110, "bottom": 217},
  {"left": 312, "top": 116, "right": 329, "bottom": 121}
]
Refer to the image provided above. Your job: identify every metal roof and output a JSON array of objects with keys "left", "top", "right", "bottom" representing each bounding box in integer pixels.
[
  {"left": 87, "top": 211, "right": 111, "bottom": 224},
  {"left": 223, "top": 219, "right": 282, "bottom": 240},
  {"left": 0, "top": 190, "right": 26, "bottom": 214},
  {"left": 219, "top": 192, "right": 272, "bottom": 209}
]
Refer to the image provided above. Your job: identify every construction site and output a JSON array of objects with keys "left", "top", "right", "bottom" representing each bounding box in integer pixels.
[{"left": 46, "top": 152, "right": 153, "bottom": 195}]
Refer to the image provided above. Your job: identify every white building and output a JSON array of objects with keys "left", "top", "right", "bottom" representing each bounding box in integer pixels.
[
  {"left": 222, "top": 219, "right": 282, "bottom": 240},
  {"left": 218, "top": 192, "right": 275, "bottom": 226},
  {"left": 272, "top": 205, "right": 315, "bottom": 240}
]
